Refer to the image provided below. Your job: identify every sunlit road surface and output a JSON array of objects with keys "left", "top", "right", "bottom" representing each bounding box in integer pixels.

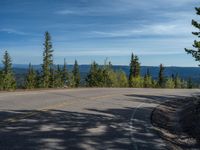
[{"left": 0, "top": 88, "right": 199, "bottom": 150}]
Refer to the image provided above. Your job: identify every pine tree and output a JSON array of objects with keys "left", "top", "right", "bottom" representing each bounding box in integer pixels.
[
  {"left": 25, "top": 63, "right": 36, "bottom": 89},
  {"left": 2, "top": 51, "right": 16, "bottom": 90},
  {"left": 54, "top": 65, "right": 63, "bottom": 88},
  {"left": 68, "top": 72, "right": 76, "bottom": 87},
  {"left": 133, "top": 56, "right": 140, "bottom": 77},
  {"left": 173, "top": 74, "right": 182, "bottom": 88},
  {"left": 129, "top": 53, "right": 141, "bottom": 87},
  {"left": 62, "top": 59, "right": 68, "bottom": 86},
  {"left": 158, "top": 64, "right": 165, "bottom": 88},
  {"left": 185, "top": 7, "right": 200, "bottom": 65},
  {"left": 86, "top": 61, "right": 99, "bottom": 87},
  {"left": 35, "top": 70, "right": 42, "bottom": 88},
  {"left": 144, "top": 68, "right": 152, "bottom": 88},
  {"left": 42, "top": 31, "right": 54, "bottom": 88},
  {"left": 72, "top": 60, "right": 80, "bottom": 87},
  {"left": 49, "top": 66, "right": 55, "bottom": 88},
  {"left": 102, "top": 61, "right": 117, "bottom": 87},
  {"left": 187, "top": 77, "right": 193, "bottom": 89},
  {"left": 129, "top": 53, "right": 134, "bottom": 85}
]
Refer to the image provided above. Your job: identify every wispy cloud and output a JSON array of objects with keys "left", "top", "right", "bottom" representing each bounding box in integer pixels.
[
  {"left": 55, "top": 49, "right": 184, "bottom": 57},
  {"left": 89, "top": 22, "right": 192, "bottom": 38},
  {"left": 0, "top": 28, "right": 27, "bottom": 35}
]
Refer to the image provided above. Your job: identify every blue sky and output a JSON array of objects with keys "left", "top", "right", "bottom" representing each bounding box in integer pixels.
[{"left": 0, "top": 0, "right": 199, "bottom": 66}]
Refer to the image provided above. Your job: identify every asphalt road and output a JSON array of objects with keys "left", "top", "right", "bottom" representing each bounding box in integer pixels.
[{"left": 0, "top": 88, "right": 199, "bottom": 150}]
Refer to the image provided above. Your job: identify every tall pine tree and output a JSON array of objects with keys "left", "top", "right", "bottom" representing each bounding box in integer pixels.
[
  {"left": 72, "top": 60, "right": 80, "bottom": 87},
  {"left": 2, "top": 51, "right": 16, "bottom": 90},
  {"left": 129, "top": 53, "right": 141, "bottom": 87},
  {"left": 185, "top": 7, "right": 200, "bottom": 65},
  {"left": 42, "top": 31, "right": 54, "bottom": 88},
  {"left": 158, "top": 64, "right": 165, "bottom": 88}
]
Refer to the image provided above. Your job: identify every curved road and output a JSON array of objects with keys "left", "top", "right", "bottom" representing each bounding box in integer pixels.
[{"left": 0, "top": 88, "right": 199, "bottom": 150}]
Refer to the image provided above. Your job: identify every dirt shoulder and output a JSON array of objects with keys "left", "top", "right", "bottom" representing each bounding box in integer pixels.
[{"left": 151, "top": 96, "right": 200, "bottom": 149}]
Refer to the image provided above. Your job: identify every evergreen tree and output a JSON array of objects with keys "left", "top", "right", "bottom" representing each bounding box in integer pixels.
[
  {"left": 86, "top": 61, "right": 100, "bottom": 87},
  {"left": 173, "top": 74, "right": 182, "bottom": 88},
  {"left": 42, "top": 31, "right": 54, "bottom": 88},
  {"left": 2, "top": 51, "right": 16, "bottom": 90},
  {"left": 158, "top": 64, "right": 165, "bottom": 88},
  {"left": 35, "top": 70, "right": 42, "bottom": 88},
  {"left": 129, "top": 53, "right": 141, "bottom": 87},
  {"left": 25, "top": 63, "right": 36, "bottom": 89},
  {"left": 62, "top": 58, "right": 68, "bottom": 86},
  {"left": 68, "top": 72, "right": 76, "bottom": 87},
  {"left": 49, "top": 66, "right": 55, "bottom": 88},
  {"left": 187, "top": 77, "right": 193, "bottom": 89},
  {"left": 72, "top": 60, "right": 80, "bottom": 87},
  {"left": 102, "top": 61, "right": 117, "bottom": 87},
  {"left": 129, "top": 53, "right": 134, "bottom": 85},
  {"left": 133, "top": 56, "right": 140, "bottom": 77},
  {"left": 54, "top": 65, "right": 63, "bottom": 88},
  {"left": 144, "top": 68, "right": 152, "bottom": 88},
  {"left": 185, "top": 7, "right": 200, "bottom": 65}
]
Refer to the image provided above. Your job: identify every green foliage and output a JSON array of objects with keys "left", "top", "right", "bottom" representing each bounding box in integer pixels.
[
  {"left": 143, "top": 69, "right": 153, "bottom": 88},
  {"left": 116, "top": 70, "right": 128, "bottom": 87},
  {"left": 86, "top": 61, "right": 102, "bottom": 87},
  {"left": 86, "top": 61, "right": 127, "bottom": 87},
  {"left": 2, "top": 51, "right": 16, "bottom": 90},
  {"left": 158, "top": 64, "right": 165, "bottom": 88},
  {"left": 164, "top": 78, "right": 175, "bottom": 89},
  {"left": 42, "top": 31, "right": 54, "bottom": 88},
  {"left": 129, "top": 76, "right": 143, "bottom": 88},
  {"left": 102, "top": 61, "right": 117, "bottom": 87},
  {"left": 181, "top": 79, "right": 188, "bottom": 88},
  {"left": 54, "top": 65, "right": 63, "bottom": 88},
  {"left": 67, "top": 72, "right": 76, "bottom": 87},
  {"left": 185, "top": 7, "right": 200, "bottom": 65},
  {"left": 172, "top": 74, "right": 182, "bottom": 88},
  {"left": 187, "top": 77, "right": 193, "bottom": 89},
  {"left": 129, "top": 53, "right": 141, "bottom": 87},
  {"left": 62, "top": 59, "right": 69, "bottom": 86},
  {"left": 49, "top": 66, "right": 55, "bottom": 88},
  {"left": 72, "top": 60, "right": 80, "bottom": 87},
  {"left": 25, "top": 63, "right": 36, "bottom": 89},
  {"left": 35, "top": 71, "right": 42, "bottom": 88}
]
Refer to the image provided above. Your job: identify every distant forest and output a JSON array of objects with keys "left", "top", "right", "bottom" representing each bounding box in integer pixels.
[{"left": 0, "top": 31, "right": 199, "bottom": 91}]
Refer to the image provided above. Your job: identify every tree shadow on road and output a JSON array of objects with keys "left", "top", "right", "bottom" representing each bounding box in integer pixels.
[
  {"left": 0, "top": 104, "right": 169, "bottom": 150},
  {"left": 125, "top": 94, "right": 191, "bottom": 105}
]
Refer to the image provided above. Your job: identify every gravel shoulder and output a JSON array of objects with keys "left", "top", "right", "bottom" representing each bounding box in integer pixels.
[{"left": 151, "top": 95, "right": 200, "bottom": 149}]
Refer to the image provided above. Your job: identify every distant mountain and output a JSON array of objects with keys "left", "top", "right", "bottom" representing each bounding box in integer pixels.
[{"left": 11, "top": 64, "right": 200, "bottom": 85}]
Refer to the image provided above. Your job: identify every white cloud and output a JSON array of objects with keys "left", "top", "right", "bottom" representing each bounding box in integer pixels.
[
  {"left": 55, "top": 49, "right": 184, "bottom": 57},
  {"left": 0, "top": 28, "right": 27, "bottom": 35},
  {"left": 89, "top": 21, "right": 192, "bottom": 38}
]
